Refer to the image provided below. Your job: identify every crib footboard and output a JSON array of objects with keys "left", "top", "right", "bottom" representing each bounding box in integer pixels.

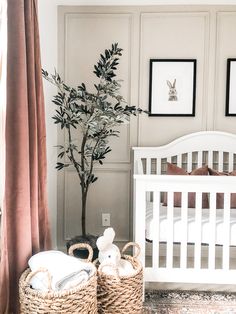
[{"left": 134, "top": 174, "right": 236, "bottom": 285}]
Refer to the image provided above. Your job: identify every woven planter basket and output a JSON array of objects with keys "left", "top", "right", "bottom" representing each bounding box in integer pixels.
[
  {"left": 19, "top": 243, "right": 97, "bottom": 314},
  {"left": 97, "top": 242, "right": 143, "bottom": 314}
]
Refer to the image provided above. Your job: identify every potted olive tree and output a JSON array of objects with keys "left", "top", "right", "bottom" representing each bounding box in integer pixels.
[{"left": 43, "top": 43, "right": 145, "bottom": 258}]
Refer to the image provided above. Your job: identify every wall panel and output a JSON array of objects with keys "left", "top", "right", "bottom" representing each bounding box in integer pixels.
[
  {"left": 65, "top": 12, "right": 132, "bottom": 163},
  {"left": 58, "top": 9, "right": 134, "bottom": 249},
  {"left": 139, "top": 11, "right": 210, "bottom": 146},
  {"left": 64, "top": 168, "right": 130, "bottom": 241},
  {"left": 215, "top": 12, "right": 236, "bottom": 131}
]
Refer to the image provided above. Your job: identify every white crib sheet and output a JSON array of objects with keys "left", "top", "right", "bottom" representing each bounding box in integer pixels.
[{"left": 146, "top": 203, "right": 236, "bottom": 246}]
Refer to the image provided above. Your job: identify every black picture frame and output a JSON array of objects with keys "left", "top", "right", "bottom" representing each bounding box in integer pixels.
[
  {"left": 226, "top": 58, "right": 236, "bottom": 116},
  {"left": 149, "top": 59, "right": 197, "bottom": 117}
]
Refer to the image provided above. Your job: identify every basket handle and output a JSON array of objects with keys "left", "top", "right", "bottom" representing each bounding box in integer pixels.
[
  {"left": 25, "top": 268, "right": 52, "bottom": 290},
  {"left": 98, "top": 263, "right": 120, "bottom": 281},
  {"left": 93, "top": 258, "right": 99, "bottom": 266},
  {"left": 121, "top": 242, "right": 141, "bottom": 258},
  {"left": 68, "top": 242, "right": 93, "bottom": 263}
]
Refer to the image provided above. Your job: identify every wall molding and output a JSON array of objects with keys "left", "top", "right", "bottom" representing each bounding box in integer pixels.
[{"left": 63, "top": 168, "right": 131, "bottom": 241}]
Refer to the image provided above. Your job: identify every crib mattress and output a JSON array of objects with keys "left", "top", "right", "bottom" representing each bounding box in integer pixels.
[{"left": 146, "top": 203, "right": 236, "bottom": 246}]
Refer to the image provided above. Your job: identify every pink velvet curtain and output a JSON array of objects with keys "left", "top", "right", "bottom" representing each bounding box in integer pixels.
[{"left": 0, "top": 1, "right": 51, "bottom": 313}]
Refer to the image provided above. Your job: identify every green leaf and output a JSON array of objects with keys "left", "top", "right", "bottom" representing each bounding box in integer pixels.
[
  {"left": 55, "top": 162, "right": 69, "bottom": 170},
  {"left": 58, "top": 151, "right": 65, "bottom": 159}
]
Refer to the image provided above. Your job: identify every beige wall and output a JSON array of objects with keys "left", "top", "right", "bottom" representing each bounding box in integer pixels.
[{"left": 54, "top": 5, "right": 236, "bottom": 249}]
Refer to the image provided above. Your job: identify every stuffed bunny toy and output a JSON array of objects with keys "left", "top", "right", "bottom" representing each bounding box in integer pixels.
[{"left": 96, "top": 228, "right": 136, "bottom": 276}]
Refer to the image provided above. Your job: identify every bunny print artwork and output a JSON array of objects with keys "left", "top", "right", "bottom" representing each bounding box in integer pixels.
[{"left": 167, "top": 79, "right": 178, "bottom": 101}]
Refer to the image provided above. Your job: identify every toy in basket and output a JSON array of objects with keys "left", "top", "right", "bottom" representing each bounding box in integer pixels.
[
  {"left": 19, "top": 243, "right": 97, "bottom": 314},
  {"left": 96, "top": 228, "right": 143, "bottom": 314}
]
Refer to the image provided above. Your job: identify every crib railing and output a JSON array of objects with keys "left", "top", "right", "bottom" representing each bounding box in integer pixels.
[
  {"left": 133, "top": 131, "right": 236, "bottom": 175},
  {"left": 134, "top": 174, "right": 236, "bottom": 285},
  {"left": 133, "top": 151, "right": 235, "bottom": 175}
]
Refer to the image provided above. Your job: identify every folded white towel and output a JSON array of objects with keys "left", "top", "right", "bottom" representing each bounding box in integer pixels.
[
  {"left": 56, "top": 270, "right": 89, "bottom": 290},
  {"left": 28, "top": 250, "right": 95, "bottom": 291}
]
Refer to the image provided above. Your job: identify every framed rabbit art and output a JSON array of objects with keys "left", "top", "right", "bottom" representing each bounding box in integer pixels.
[{"left": 149, "top": 59, "right": 196, "bottom": 116}]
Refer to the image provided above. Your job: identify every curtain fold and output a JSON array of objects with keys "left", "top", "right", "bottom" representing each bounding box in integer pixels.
[
  {"left": 0, "top": 1, "right": 51, "bottom": 313},
  {"left": 0, "top": 0, "right": 7, "bottom": 212}
]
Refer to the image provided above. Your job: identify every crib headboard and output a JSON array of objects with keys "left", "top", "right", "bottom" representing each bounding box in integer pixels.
[{"left": 133, "top": 131, "right": 236, "bottom": 174}]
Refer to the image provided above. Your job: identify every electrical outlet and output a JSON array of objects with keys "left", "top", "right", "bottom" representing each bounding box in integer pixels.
[{"left": 102, "top": 213, "right": 110, "bottom": 227}]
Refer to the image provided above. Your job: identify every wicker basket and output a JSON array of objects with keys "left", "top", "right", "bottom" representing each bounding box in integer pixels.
[
  {"left": 97, "top": 242, "right": 143, "bottom": 314},
  {"left": 19, "top": 243, "right": 97, "bottom": 314}
]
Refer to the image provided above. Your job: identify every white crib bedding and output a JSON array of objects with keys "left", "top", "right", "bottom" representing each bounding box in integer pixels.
[{"left": 146, "top": 203, "right": 236, "bottom": 246}]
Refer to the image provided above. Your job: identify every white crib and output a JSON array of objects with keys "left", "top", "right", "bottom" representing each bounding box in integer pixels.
[{"left": 133, "top": 131, "right": 236, "bottom": 286}]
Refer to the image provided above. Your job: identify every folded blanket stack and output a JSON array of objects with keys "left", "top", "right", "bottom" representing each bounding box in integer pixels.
[{"left": 28, "top": 250, "right": 95, "bottom": 292}]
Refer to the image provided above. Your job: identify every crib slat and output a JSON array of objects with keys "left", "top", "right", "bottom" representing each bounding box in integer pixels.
[
  {"left": 156, "top": 158, "right": 161, "bottom": 174},
  {"left": 194, "top": 192, "right": 202, "bottom": 269},
  {"left": 228, "top": 153, "right": 233, "bottom": 172},
  {"left": 146, "top": 158, "right": 151, "bottom": 175},
  {"left": 180, "top": 192, "right": 188, "bottom": 269},
  {"left": 223, "top": 192, "right": 231, "bottom": 270},
  {"left": 218, "top": 151, "right": 223, "bottom": 172},
  {"left": 136, "top": 159, "right": 144, "bottom": 175},
  {"left": 197, "top": 152, "right": 203, "bottom": 168},
  {"left": 152, "top": 191, "right": 160, "bottom": 269},
  {"left": 187, "top": 153, "right": 192, "bottom": 172},
  {"left": 209, "top": 192, "right": 216, "bottom": 270},
  {"left": 177, "top": 155, "right": 182, "bottom": 168},
  {"left": 166, "top": 192, "right": 174, "bottom": 269},
  {"left": 146, "top": 158, "right": 152, "bottom": 202},
  {"left": 134, "top": 180, "right": 146, "bottom": 272},
  {"left": 208, "top": 151, "right": 213, "bottom": 169}
]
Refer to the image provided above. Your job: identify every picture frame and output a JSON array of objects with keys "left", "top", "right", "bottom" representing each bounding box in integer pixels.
[
  {"left": 149, "top": 59, "right": 197, "bottom": 116},
  {"left": 226, "top": 58, "right": 236, "bottom": 116}
]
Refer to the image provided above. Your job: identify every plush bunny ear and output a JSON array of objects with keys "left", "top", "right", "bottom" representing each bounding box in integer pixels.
[
  {"left": 104, "top": 228, "right": 115, "bottom": 243},
  {"left": 166, "top": 80, "right": 172, "bottom": 88},
  {"left": 96, "top": 228, "right": 115, "bottom": 251},
  {"left": 96, "top": 236, "right": 108, "bottom": 251}
]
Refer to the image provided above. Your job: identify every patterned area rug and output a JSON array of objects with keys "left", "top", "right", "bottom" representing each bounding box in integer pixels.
[{"left": 143, "top": 290, "right": 236, "bottom": 313}]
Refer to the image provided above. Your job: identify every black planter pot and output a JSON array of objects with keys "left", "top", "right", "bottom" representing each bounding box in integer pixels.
[{"left": 66, "top": 234, "right": 99, "bottom": 261}]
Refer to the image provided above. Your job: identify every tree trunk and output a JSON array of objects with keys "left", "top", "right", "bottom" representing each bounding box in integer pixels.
[{"left": 81, "top": 189, "right": 87, "bottom": 236}]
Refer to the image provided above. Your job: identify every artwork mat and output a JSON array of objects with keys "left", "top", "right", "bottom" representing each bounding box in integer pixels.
[
  {"left": 226, "top": 58, "right": 236, "bottom": 116},
  {"left": 149, "top": 59, "right": 196, "bottom": 116}
]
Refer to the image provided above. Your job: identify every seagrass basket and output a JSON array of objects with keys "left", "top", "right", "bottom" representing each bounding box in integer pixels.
[
  {"left": 19, "top": 243, "right": 97, "bottom": 314},
  {"left": 97, "top": 242, "right": 143, "bottom": 314}
]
